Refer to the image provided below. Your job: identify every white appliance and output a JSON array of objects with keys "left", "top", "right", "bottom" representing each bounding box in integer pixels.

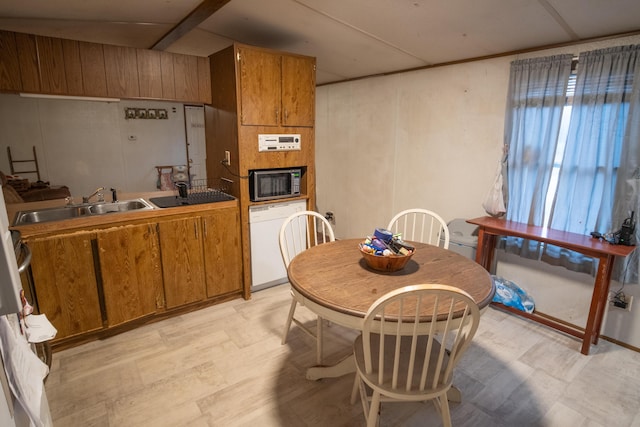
[
  {"left": 0, "top": 191, "right": 52, "bottom": 427},
  {"left": 249, "top": 199, "right": 307, "bottom": 291},
  {"left": 258, "top": 134, "right": 301, "bottom": 152}
]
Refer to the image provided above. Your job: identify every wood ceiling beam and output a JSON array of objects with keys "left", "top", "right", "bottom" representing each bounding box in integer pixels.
[{"left": 151, "top": 0, "right": 231, "bottom": 51}]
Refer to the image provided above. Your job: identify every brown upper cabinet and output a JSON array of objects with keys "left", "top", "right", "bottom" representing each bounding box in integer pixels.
[
  {"left": 137, "top": 49, "right": 163, "bottom": 99},
  {"left": 78, "top": 41, "right": 109, "bottom": 97},
  {"left": 0, "top": 31, "right": 24, "bottom": 92},
  {"left": 0, "top": 30, "right": 211, "bottom": 104},
  {"left": 0, "top": 31, "right": 40, "bottom": 93},
  {"left": 173, "top": 53, "right": 199, "bottom": 103},
  {"left": 238, "top": 45, "right": 315, "bottom": 127},
  {"left": 104, "top": 45, "right": 140, "bottom": 98},
  {"left": 36, "top": 36, "right": 87, "bottom": 96},
  {"left": 36, "top": 36, "right": 68, "bottom": 94}
]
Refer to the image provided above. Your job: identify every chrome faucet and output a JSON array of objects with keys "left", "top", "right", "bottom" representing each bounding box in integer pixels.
[{"left": 82, "top": 187, "right": 105, "bottom": 204}]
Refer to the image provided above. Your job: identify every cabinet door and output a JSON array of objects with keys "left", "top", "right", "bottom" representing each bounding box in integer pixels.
[
  {"left": 37, "top": 36, "right": 68, "bottom": 94},
  {"left": 104, "top": 45, "right": 140, "bottom": 98},
  {"left": 15, "top": 32, "right": 40, "bottom": 93},
  {"left": 28, "top": 232, "right": 103, "bottom": 341},
  {"left": 202, "top": 208, "right": 243, "bottom": 297},
  {"left": 160, "top": 51, "right": 176, "bottom": 100},
  {"left": 78, "top": 41, "right": 108, "bottom": 97},
  {"left": 0, "top": 31, "right": 22, "bottom": 91},
  {"left": 173, "top": 53, "right": 199, "bottom": 102},
  {"left": 238, "top": 47, "right": 281, "bottom": 126},
  {"left": 197, "top": 56, "right": 211, "bottom": 104},
  {"left": 281, "top": 55, "right": 315, "bottom": 127},
  {"left": 137, "top": 49, "right": 163, "bottom": 99},
  {"left": 158, "top": 217, "right": 206, "bottom": 308},
  {"left": 61, "top": 39, "right": 84, "bottom": 95},
  {"left": 97, "top": 223, "right": 162, "bottom": 326}
]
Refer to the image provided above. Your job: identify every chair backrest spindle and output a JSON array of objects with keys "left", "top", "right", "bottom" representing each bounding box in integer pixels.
[{"left": 387, "top": 209, "right": 450, "bottom": 248}]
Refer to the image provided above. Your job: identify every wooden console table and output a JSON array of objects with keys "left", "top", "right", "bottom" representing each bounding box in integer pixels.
[{"left": 467, "top": 216, "right": 636, "bottom": 355}]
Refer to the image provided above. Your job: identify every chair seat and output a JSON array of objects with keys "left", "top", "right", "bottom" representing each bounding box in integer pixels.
[{"left": 353, "top": 333, "right": 451, "bottom": 401}]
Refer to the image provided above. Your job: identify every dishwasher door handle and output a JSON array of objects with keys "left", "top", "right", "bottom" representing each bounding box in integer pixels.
[{"left": 17, "top": 243, "right": 32, "bottom": 274}]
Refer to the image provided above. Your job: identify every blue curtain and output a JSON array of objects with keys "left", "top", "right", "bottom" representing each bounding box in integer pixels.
[
  {"left": 504, "top": 55, "right": 573, "bottom": 257},
  {"left": 544, "top": 45, "right": 640, "bottom": 279}
]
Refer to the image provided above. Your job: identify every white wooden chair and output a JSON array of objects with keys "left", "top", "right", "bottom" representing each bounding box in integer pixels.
[
  {"left": 280, "top": 210, "right": 335, "bottom": 364},
  {"left": 387, "top": 208, "right": 450, "bottom": 248},
  {"left": 350, "top": 284, "right": 480, "bottom": 427}
]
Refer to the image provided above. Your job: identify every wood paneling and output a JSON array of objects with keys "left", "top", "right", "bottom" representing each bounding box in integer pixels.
[
  {"left": 0, "top": 31, "right": 22, "bottom": 91},
  {"left": 136, "top": 49, "right": 163, "bottom": 99},
  {"left": 15, "top": 32, "right": 40, "bottom": 92},
  {"left": 78, "top": 41, "right": 108, "bottom": 97},
  {"left": 103, "top": 44, "right": 140, "bottom": 98}
]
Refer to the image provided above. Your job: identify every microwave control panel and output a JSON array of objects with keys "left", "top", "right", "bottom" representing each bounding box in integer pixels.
[{"left": 258, "top": 134, "right": 301, "bottom": 152}]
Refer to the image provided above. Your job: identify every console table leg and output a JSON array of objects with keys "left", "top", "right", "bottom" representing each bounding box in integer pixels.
[{"left": 581, "top": 255, "right": 614, "bottom": 355}]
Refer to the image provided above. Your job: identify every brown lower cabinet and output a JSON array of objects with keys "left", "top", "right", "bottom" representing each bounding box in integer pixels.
[
  {"left": 29, "top": 231, "right": 103, "bottom": 340},
  {"left": 157, "top": 206, "right": 243, "bottom": 308},
  {"left": 158, "top": 216, "right": 206, "bottom": 309},
  {"left": 202, "top": 208, "right": 243, "bottom": 297},
  {"left": 97, "top": 223, "right": 163, "bottom": 327},
  {"left": 24, "top": 204, "right": 243, "bottom": 347}
]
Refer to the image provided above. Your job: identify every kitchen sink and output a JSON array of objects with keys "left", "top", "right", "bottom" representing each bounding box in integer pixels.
[
  {"left": 88, "top": 199, "right": 152, "bottom": 214},
  {"left": 13, "top": 198, "right": 155, "bottom": 225}
]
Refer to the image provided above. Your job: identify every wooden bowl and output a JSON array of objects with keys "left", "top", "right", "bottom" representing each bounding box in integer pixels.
[{"left": 359, "top": 245, "right": 414, "bottom": 272}]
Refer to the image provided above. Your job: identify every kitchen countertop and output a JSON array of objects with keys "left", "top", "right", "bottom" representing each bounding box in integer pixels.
[{"left": 7, "top": 190, "right": 239, "bottom": 239}]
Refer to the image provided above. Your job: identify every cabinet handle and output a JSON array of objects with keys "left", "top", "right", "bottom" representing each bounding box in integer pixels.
[
  {"left": 194, "top": 223, "right": 198, "bottom": 239},
  {"left": 203, "top": 220, "right": 207, "bottom": 237},
  {"left": 275, "top": 109, "right": 279, "bottom": 123}
]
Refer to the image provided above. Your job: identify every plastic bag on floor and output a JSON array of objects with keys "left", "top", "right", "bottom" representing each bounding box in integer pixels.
[{"left": 491, "top": 275, "right": 535, "bottom": 313}]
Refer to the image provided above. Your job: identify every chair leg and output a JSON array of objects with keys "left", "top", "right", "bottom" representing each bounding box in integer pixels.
[
  {"left": 350, "top": 374, "right": 360, "bottom": 404},
  {"left": 281, "top": 297, "right": 298, "bottom": 345},
  {"left": 367, "top": 391, "right": 381, "bottom": 427},
  {"left": 438, "top": 395, "right": 452, "bottom": 427},
  {"left": 316, "top": 315, "right": 324, "bottom": 365}
]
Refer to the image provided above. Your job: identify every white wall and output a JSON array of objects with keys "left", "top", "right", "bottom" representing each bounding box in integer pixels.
[
  {"left": 315, "top": 34, "right": 640, "bottom": 349},
  {"left": 0, "top": 95, "right": 190, "bottom": 198}
]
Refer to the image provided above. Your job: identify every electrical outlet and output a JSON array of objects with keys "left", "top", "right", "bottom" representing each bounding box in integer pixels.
[
  {"left": 224, "top": 151, "right": 231, "bottom": 166},
  {"left": 611, "top": 294, "right": 633, "bottom": 311}
]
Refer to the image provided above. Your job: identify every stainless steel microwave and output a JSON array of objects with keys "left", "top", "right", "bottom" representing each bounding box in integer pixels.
[{"left": 249, "top": 168, "right": 301, "bottom": 202}]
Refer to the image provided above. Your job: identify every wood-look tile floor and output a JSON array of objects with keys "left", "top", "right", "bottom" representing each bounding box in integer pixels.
[{"left": 45, "top": 284, "right": 640, "bottom": 427}]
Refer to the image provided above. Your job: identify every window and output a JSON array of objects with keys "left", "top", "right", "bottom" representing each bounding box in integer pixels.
[
  {"left": 543, "top": 67, "right": 576, "bottom": 228},
  {"left": 505, "top": 45, "right": 640, "bottom": 279}
]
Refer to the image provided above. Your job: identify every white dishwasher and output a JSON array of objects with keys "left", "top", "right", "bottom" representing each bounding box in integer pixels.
[{"left": 249, "top": 199, "right": 307, "bottom": 291}]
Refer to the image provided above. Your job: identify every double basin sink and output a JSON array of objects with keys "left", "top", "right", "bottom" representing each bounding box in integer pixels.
[{"left": 13, "top": 198, "right": 155, "bottom": 225}]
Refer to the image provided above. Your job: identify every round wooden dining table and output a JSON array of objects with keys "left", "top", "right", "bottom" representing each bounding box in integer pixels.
[{"left": 287, "top": 238, "right": 495, "bottom": 381}]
